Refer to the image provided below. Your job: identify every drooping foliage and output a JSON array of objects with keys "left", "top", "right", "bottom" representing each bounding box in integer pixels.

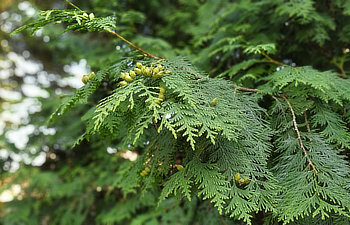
[{"left": 1, "top": 0, "right": 350, "bottom": 225}]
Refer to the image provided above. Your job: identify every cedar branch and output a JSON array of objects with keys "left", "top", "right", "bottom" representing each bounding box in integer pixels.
[
  {"left": 337, "top": 64, "right": 347, "bottom": 77},
  {"left": 232, "top": 85, "right": 259, "bottom": 93},
  {"left": 233, "top": 84, "right": 318, "bottom": 172},
  {"left": 261, "top": 52, "right": 285, "bottom": 66},
  {"left": 282, "top": 95, "right": 318, "bottom": 173},
  {"left": 261, "top": 52, "right": 298, "bottom": 72}
]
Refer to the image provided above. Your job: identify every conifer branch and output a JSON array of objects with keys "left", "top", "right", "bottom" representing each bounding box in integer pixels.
[
  {"left": 336, "top": 64, "right": 347, "bottom": 77},
  {"left": 104, "top": 29, "right": 159, "bottom": 59},
  {"left": 261, "top": 52, "right": 285, "bottom": 67},
  {"left": 282, "top": 95, "right": 318, "bottom": 173},
  {"left": 232, "top": 85, "right": 259, "bottom": 93}
]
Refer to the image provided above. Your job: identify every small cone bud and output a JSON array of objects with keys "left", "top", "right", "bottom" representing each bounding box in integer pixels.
[
  {"left": 211, "top": 98, "right": 217, "bottom": 106},
  {"left": 235, "top": 173, "right": 240, "bottom": 181},
  {"left": 83, "top": 13, "right": 88, "bottom": 18},
  {"left": 159, "top": 87, "right": 166, "bottom": 94},
  {"left": 82, "top": 75, "right": 89, "bottom": 84},
  {"left": 129, "top": 70, "right": 136, "bottom": 78},
  {"left": 88, "top": 72, "right": 95, "bottom": 79},
  {"left": 158, "top": 93, "right": 165, "bottom": 100},
  {"left": 144, "top": 167, "right": 150, "bottom": 173},
  {"left": 154, "top": 71, "right": 164, "bottom": 79},
  {"left": 153, "top": 67, "right": 160, "bottom": 74},
  {"left": 124, "top": 75, "right": 133, "bottom": 82},
  {"left": 141, "top": 67, "right": 146, "bottom": 75},
  {"left": 238, "top": 178, "right": 245, "bottom": 185},
  {"left": 135, "top": 68, "right": 142, "bottom": 74},
  {"left": 154, "top": 99, "right": 161, "bottom": 104},
  {"left": 176, "top": 165, "right": 184, "bottom": 171},
  {"left": 165, "top": 70, "right": 172, "bottom": 74},
  {"left": 152, "top": 71, "right": 157, "bottom": 77},
  {"left": 146, "top": 68, "right": 152, "bottom": 76},
  {"left": 89, "top": 13, "right": 95, "bottom": 19},
  {"left": 120, "top": 72, "right": 126, "bottom": 79},
  {"left": 136, "top": 62, "right": 143, "bottom": 68},
  {"left": 140, "top": 171, "right": 147, "bottom": 176},
  {"left": 120, "top": 81, "right": 128, "bottom": 86},
  {"left": 244, "top": 177, "right": 250, "bottom": 184},
  {"left": 144, "top": 67, "right": 152, "bottom": 77}
]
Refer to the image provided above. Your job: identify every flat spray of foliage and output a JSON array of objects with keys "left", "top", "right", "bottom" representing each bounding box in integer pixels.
[{"left": 2, "top": 0, "right": 350, "bottom": 224}]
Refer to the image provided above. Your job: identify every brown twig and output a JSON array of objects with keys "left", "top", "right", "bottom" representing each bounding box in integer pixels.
[
  {"left": 233, "top": 86, "right": 317, "bottom": 172},
  {"left": 104, "top": 29, "right": 159, "bottom": 59},
  {"left": 232, "top": 85, "right": 258, "bottom": 93},
  {"left": 336, "top": 64, "right": 347, "bottom": 77},
  {"left": 282, "top": 95, "right": 318, "bottom": 173},
  {"left": 261, "top": 52, "right": 285, "bottom": 67}
]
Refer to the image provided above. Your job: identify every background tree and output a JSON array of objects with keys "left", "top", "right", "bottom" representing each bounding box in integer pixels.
[{"left": 1, "top": 0, "right": 350, "bottom": 224}]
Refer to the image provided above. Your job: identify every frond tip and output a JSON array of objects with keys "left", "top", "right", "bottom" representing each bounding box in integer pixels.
[{"left": 11, "top": 9, "right": 117, "bottom": 36}]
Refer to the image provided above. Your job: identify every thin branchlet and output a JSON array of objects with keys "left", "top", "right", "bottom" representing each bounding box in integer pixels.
[
  {"left": 232, "top": 85, "right": 258, "bottom": 93},
  {"left": 282, "top": 95, "right": 318, "bottom": 173},
  {"left": 261, "top": 52, "right": 298, "bottom": 72},
  {"left": 65, "top": 0, "right": 82, "bottom": 11},
  {"left": 104, "top": 29, "right": 159, "bottom": 59},
  {"left": 232, "top": 85, "right": 318, "bottom": 172}
]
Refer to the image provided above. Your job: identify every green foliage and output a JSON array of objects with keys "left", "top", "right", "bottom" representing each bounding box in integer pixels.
[
  {"left": 260, "top": 66, "right": 350, "bottom": 105},
  {"left": 49, "top": 66, "right": 109, "bottom": 124},
  {"left": 12, "top": 8, "right": 117, "bottom": 35},
  {"left": 270, "top": 101, "right": 350, "bottom": 224},
  {"left": 2, "top": 0, "right": 350, "bottom": 225}
]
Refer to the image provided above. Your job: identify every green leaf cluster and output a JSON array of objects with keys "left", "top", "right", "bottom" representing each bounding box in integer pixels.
[{"left": 2, "top": 1, "right": 350, "bottom": 225}]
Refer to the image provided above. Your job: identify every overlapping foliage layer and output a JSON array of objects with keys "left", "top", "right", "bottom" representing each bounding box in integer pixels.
[{"left": 1, "top": 0, "right": 350, "bottom": 224}]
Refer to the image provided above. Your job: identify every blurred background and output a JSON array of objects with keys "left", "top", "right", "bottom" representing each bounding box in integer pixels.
[{"left": 0, "top": 0, "right": 91, "bottom": 202}]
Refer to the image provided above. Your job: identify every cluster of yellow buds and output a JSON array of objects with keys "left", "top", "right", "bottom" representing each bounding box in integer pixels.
[
  {"left": 154, "top": 86, "right": 166, "bottom": 104},
  {"left": 140, "top": 167, "right": 150, "bottom": 177},
  {"left": 135, "top": 62, "right": 171, "bottom": 79},
  {"left": 234, "top": 173, "right": 250, "bottom": 186},
  {"left": 82, "top": 72, "right": 95, "bottom": 84},
  {"left": 119, "top": 70, "right": 137, "bottom": 86},
  {"left": 82, "top": 12, "right": 95, "bottom": 20},
  {"left": 119, "top": 62, "right": 171, "bottom": 87}
]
